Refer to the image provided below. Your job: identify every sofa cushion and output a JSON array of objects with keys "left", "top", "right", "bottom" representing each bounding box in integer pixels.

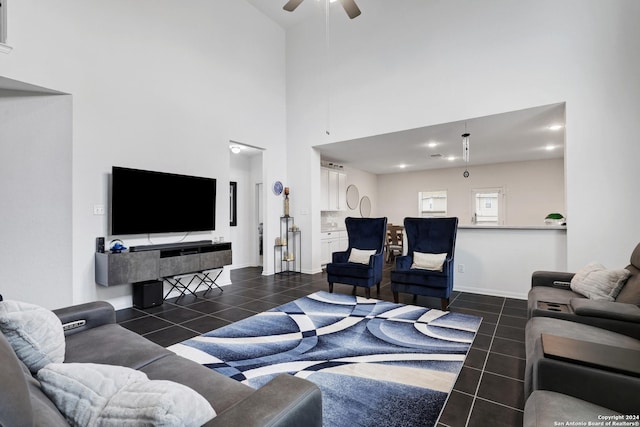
[
  {"left": 140, "top": 353, "right": 254, "bottom": 416},
  {"left": 37, "top": 362, "right": 216, "bottom": 427},
  {"left": 411, "top": 252, "right": 447, "bottom": 271},
  {"left": 0, "top": 300, "right": 65, "bottom": 373},
  {"left": 326, "top": 262, "right": 374, "bottom": 279},
  {"left": 569, "top": 262, "right": 629, "bottom": 301},
  {"left": 524, "top": 391, "right": 620, "bottom": 427},
  {"left": 347, "top": 248, "right": 376, "bottom": 264},
  {"left": 64, "top": 323, "right": 171, "bottom": 369},
  {"left": 390, "top": 269, "right": 449, "bottom": 288}
]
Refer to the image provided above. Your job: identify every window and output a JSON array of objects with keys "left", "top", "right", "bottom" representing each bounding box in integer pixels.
[
  {"left": 472, "top": 188, "right": 504, "bottom": 224},
  {"left": 418, "top": 190, "right": 447, "bottom": 217}
]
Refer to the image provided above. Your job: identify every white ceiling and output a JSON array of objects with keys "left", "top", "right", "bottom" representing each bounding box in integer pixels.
[
  {"left": 246, "top": 0, "right": 351, "bottom": 29},
  {"left": 243, "top": 2, "right": 566, "bottom": 175},
  {"left": 316, "top": 103, "right": 566, "bottom": 174}
]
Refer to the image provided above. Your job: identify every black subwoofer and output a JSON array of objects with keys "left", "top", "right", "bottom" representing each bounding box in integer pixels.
[{"left": 132, "top": 280, "right": 163, "bottom": 309}]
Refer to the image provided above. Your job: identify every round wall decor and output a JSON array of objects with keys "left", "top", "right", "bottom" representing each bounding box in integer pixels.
[
  {"left": 360, "top": 196, "right": 371, "bottom": 218},
  {"left": 346, "top": 184, "right": 360, "bottom": 209},
  {"left": 272, "top": 180, "right": 284, "bottom": 195}
]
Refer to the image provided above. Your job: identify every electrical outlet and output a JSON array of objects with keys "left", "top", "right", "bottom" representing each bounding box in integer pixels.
[
  {"left": 457, "top": 264, "right": 465, "bottom": 273},
  {"left": 93, "top": 204, "right": 105, "bottom": 215}
]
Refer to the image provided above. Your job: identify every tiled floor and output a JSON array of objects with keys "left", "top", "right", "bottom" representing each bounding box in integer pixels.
[{"left": 116, "top": 265, "right": 525, "bottom": 427}]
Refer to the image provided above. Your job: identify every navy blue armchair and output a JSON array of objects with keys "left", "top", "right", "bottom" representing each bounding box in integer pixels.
[
  {"left": 327, "top": 217, "right": 388, "bottom": 298},
  {"left": 390, "top": 217, "right": 458, "bottom": 310}
]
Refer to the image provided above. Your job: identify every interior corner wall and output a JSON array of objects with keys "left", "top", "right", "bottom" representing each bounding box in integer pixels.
[
  {"left": 0, "top": 1, "right": 286, "bottom": 309},
  {"left": 0, "top": 93, "right": 72, "bottom": 309},
  {"left": 286, "top": 0, "right": 640, "bottom": 272}
]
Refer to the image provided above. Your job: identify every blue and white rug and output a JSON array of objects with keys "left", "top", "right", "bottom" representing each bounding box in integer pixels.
[{"left": 169, "top": 291, "right": 481, "bottom": 427}]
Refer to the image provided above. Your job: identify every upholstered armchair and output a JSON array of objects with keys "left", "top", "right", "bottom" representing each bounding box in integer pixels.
[
  {"left": 390, "top": 217, "right": 459, "bottom": 310},
  {"left": 326, "top": 217, "right": 388, "bottom": 299}
]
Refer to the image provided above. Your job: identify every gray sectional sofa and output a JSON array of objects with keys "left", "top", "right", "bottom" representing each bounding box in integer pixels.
[
  {"left": 528, "top": 242, "right": 640, "bottom": 339},
  {"left": 1, "top": 300, "right": 322, "bottom": 426},
  {"left": 524, "top": 242, "right": 640, "bottom": 426}
]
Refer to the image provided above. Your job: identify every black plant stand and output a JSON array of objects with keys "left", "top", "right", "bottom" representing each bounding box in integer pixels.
[{"left": 274, "top": 216, "right": 301, "bottom": 275}]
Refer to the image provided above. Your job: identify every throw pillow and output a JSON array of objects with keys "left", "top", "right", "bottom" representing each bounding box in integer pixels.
[
  {"left": 348, "top": 248, "right": 376, "bottom": 264},
  {"left": 37, "top": 363, "right": 216, "bottom": 427},
  {"left": 411, "top": 252, "right": 448, "bottom": 271},
  {"left": 0, "top": 300, "right": 65, "bottom": 373},
  {"left": 570, "top": 262, "right": 630, "bottom": 301}
]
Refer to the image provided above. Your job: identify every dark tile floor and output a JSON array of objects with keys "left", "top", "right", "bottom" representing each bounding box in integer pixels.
[{"left": 116, "top": 265, "right": 525, "bottom": 427}]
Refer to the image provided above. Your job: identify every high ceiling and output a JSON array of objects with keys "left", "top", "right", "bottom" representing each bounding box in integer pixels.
[
  {"left": 315, "top": 103, "right": 565, "bottom": 175},
  {"left": 243, "top": 2, "right": 566, "bottom": 176},
  {"left": 246, "top": 0, "right": 347, "bottom": 29}
]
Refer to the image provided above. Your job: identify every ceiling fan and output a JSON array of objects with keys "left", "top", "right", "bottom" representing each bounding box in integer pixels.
[{"left": 283, "top": 0, "right": 361, "bottom": 19}]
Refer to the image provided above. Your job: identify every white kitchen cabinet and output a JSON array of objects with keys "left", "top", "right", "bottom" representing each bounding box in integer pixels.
[
  {"left": 321, "top": 231, "right": 348, "bottom": 265},
  {"left": 320, "top": 168, "right": 347, "bottom": 211}
]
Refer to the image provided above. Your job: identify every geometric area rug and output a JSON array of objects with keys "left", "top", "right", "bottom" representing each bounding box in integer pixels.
[{"left": 168, "top": 291, "right": 482, "bottom": 427}]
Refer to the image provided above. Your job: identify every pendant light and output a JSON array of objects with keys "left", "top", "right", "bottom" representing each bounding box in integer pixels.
[{"left": 462, "top": 123, "right": 470, "bottom": 178}]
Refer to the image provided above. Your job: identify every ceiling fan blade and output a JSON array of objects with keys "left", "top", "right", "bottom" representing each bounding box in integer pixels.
[
  {"left": 339, "top": 0, "right": 361, "bottom": 19},
  {"left": 283, "top": 0, "right": 304, "bottom": 12}
]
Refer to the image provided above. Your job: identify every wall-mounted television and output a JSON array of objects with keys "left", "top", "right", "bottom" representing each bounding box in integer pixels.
[{"left": 111, "top": 166, "right": 216, "bottom": 235}]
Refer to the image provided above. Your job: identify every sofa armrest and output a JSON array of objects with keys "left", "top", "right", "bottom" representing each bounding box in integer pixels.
[
  {"left": 53, "top": 301, "right": 116, "bottom": 336},
  {"left": 531, "top": 271, "right": 575, "bottom": 288},
  {"left": 209, "top": 374, "right": 322, "bottom": 427},
  {"left": 570, "top": 298, "right": 640, "bottom": 323}
]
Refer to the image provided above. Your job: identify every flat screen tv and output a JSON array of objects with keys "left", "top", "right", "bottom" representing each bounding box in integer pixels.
[{"left": 111, "top": 166, "right": 216, "bottom": 235}]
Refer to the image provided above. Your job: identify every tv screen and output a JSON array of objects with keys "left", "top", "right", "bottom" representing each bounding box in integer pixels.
[{"left": 111, "top": 167, "right": 216, "bottom": 235}]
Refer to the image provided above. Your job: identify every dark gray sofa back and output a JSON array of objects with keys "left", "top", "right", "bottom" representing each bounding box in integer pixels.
[
  {"left": 618, "top": 242, "right": 640, "bottom": 305},
  {"left": 0, "top": 331, "right": 68, "bottom": 426}
]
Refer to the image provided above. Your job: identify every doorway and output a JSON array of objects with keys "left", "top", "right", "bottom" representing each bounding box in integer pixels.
[
  {"left": 229, "top": 142, "right": 264, "bottom": 271},
  {"left": 255, "top": 182, "right": 264, "bottom": 267}
]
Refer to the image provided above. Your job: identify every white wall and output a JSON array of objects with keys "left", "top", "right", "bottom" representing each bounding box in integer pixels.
[
  {"left": 0, "top": 0, "right": 287, "bottom": 308},
  {"left": 377, "top": 158, "right": 565, "bottom": 226},
  {"left": 286, "top": 0, "right": 640, "bottom": 274},
  {"left": 455, "top": 228, "right": 567, "bottom": 299},
  {"left": 0, "top": 87, "right": 72, "bottom": 308}
]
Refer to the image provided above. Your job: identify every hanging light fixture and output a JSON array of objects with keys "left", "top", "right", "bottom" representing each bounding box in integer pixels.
[
  {"left": 462, "top": 132, "right": 470, "bottom": 162},
  {"left": 462, "top": 124, "right": 470, "bottom": 178}
]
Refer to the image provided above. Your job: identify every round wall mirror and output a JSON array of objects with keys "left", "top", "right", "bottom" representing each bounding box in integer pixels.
[
  {"left": 360, "top": 196, "right": 371, "bottom": 218},
  {"left": 346, "top": 184, "right": 359, "bottom": 209}
]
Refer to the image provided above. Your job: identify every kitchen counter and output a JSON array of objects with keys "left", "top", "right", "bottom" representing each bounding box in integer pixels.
[{"left": 458, "top": 225, "right": 566, "bottom": 230}]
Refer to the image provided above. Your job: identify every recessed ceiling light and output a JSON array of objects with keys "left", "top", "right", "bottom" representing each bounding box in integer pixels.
[
  {"left": 447, "top": 156, "right": 456, "bottom": 161},
  {"left": 545, "top": 144, "right": 556, "bottom": 151},
  {"left": 398, "top": 164, "right": 407, "bottom": 169},
  {"left": 230, "top": 145, "right": 242, "bottom": 154},
  {"left": 428, "top": 142, "right": 438, "bottom": 148},
  {"left": 548, "top": 124, "right": 564, "bottom": 131}
]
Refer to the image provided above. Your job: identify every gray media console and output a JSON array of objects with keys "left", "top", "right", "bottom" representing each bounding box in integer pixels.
[{"left": 95, "top": 241, "right": 232, "bottom": 287}]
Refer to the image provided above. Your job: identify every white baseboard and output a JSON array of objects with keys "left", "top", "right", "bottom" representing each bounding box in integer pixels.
[{"left": 453, "top": 285, "right": 527, "bottom": 301}]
